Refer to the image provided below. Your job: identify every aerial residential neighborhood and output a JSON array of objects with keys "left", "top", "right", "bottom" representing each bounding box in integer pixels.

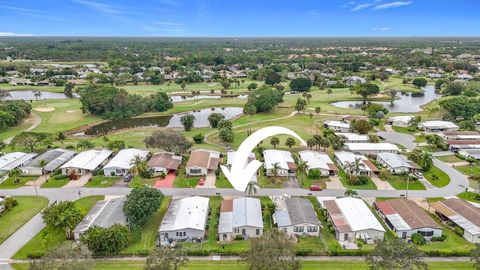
[{"left": 1, "top": 1, "right": 480, "bottom": 270}]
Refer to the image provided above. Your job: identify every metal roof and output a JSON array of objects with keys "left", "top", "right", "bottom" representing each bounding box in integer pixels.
[
  {"left": 23, "top": 149, "right": 76, "bottom": 172},
  {"left": 334, "top": 197, "right": 385, "bottom": 232},
  {"left": 263, "top": 149, "right": 294, "bottom": 171},
  {"left": 275, "top": 198, "right": 320, "bottom": 226},
  {"left": 159, "top": 196, "right": 209, "bottom": 232},
  {"left": 0, "top": 152, "right": 37, "bottom": 172},
  {"left": 61, "top": 149, "right": 113, "bottom": 171},
  {"left": 218, "top": 197, "right": 263, "bottom": 233},
  {"left": 73, "top": 197, "right": 127, "bottom": 234},
  {"left": 385, "top": 213, "right": 411, "bottom": 231},
  {"left": 103, "top": 148, "right": 149, "bottom": 170},
  {"left": 377, "top": 153, "right": 412, "bottom": 169},
  {"left": 345, "top": 143, "right": 399, "bottom": 152},
  {"left": 324, "top": 120, "right": 350, "bottom": 129},
  {"left": 299, "top": 150, "right": 336, "bottom": 171}
]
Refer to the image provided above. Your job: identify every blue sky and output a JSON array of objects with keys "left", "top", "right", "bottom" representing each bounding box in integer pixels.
[{"left": 0, "top": 0, "right": 479, "bottom": 37}]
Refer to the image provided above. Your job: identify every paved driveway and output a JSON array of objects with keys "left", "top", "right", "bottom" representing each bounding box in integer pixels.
[
  {"left": 197, "top": 171, "right": 216, "bottom": 188},
  {"left": 326, "top": 176, "right": 345, "bottom": 190},
  {"left": 284, "top": 175, "right": 300, "bottom": 188},
  {"left": 154, "top": 171, "right": 176, "bottom": 188},
  {"left": 63, "top": 173, "right": 92, "bottom": 188},
  {"left": 377, "top": 130, "right": 416, "bottom": 150},
  {"left": 370, "top": 175, "right": 395, "bottom": 190}
]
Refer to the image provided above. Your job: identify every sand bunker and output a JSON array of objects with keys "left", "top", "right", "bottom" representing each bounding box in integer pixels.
[
  {"left": 33, "top": 107, "right": 55, "bottom": 112},
  {"left": 66, "top": 110, "right": 76, "bottom": 113}
]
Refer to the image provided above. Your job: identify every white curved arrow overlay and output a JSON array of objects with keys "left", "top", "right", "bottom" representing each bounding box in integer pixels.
[{"left": 221, "top": 126, "right": 307, "bottom": 192}]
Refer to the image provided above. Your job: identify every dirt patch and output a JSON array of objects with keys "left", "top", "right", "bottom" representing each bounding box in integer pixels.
[
  {"left": 33, "top": 107, "right": 55, "bottom": 112},
  {"left": 66, "top": 110, "right": 76, "bottom": 113}
]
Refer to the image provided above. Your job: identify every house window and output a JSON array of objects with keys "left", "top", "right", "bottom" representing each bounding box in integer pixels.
[
  {"left": 293, "top": 226, "right": 304, "bottom": 233},
  {"left": 190, "top": 168, "right": 202, "bottom": 174},
  {"left": 256, "top": 229, "right": 260, "bottom": 235},
  {"left": 242, "top": 229, "right": 246, "bottom": 235},
  {"left": 307, "top": 226, "right": 318, "bottom": 233},
  {"left": 234, "top": 228, "right": 239, "bottom": 233},
  {"left": 183, "top": 232, "right": 186, "bottom": 236},
  {"left": 402, "top": 232, "right": 407, "bottom": 239}
]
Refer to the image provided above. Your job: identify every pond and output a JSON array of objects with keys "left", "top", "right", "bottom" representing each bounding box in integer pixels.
[
  {"left": 169, "top": 94, "right": 248, "bottom": 103},
  {"left": 4, "top": 91, "right": 78, "bottom": 100},
  {"left": 330, "top": 86, "right": 439, "bottom": 113},
  {"left": 83, "top": 107, "right": 244, "bottom": 135}
]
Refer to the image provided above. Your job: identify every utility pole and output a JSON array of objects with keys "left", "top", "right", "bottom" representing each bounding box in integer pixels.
[{"left": 405, "top": 177, "right": 410, "bottom": 199}]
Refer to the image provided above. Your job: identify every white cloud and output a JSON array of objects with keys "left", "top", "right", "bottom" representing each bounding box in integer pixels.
[
  {"left": 73, "top": 0, "right": 123, "bottom": 15},
  {"left": 350, "top": 3, "right": 374, "bottom": 11},
  {"left": 373, "top": 1, "right": 412, "bottom": 10},
  {"left": 0, "top": 32, "right": 36, "bottom": 36},
  {"left": 341, "top": 1, "right": 357, "bottom": 8},
  {"left": 372, "top": 27, "right": 392, "bottom": 31}
]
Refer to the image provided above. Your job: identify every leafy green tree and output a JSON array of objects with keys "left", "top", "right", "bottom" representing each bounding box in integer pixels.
[
  {"left": 150, "top": 92, "right": 173, "bottom": 112},
  {"left": 144, "top": 246, "right": 189, "bottom": 270},
  {"left": 193, "top": 133, "right": 204, "bottom": 144},
  {"left": 130, "top": 155, "right": 148, "bottom": 177},
  {"left": 352, "top": 119, "right": 372, "bottom": 134},
  {"left": 247, "top": 82, "right": 258, "bottom": 91},
  {"left": 55, "top": 131, "right": 66, "bottom": 145},
  {"left": 289, "top": 78, "right": 312, "bottom": 92},
  {"left": 207, "top": 113, "right": 225, "bottom": 128},
  {"left": 219, "top": 127, "right": 234, "bottom": 143},
  {"left": 242, "top": 230, "right": 300, "bottom": 270},
  {"left": 412, "top": 77, "right": 428, "bottom": 89},
  {"left": 355, "top": 83, "right": 380, "bottom": 102},
  {"left": 315, "top": 106, "right": 321, "bottom": 115},
  {"left": 244, "top": 86, "right": 283, "bottom": 113},
  {"left": 63, "top": 82, "right": 75, "bottom": 98},
  {"left": 123, "top": 187, "right": 164, "bottom": 227},
  {"left": 76, "top": 140, "right": 95, "bottom": 150},
  {"left": 366, "top": 238, "right": 428, "bottom": 270},
  {"left": 41, "top": 201, "right": 83, "bottom": 239},
  {"left": 264, "top": 71, "right": 281, "bottom": 86},
  {"left": 144, "top": 130, "right": 192, "bottom": 154},
  {"left": 444, "top": 81, "right": 466, "bottom": 96},
  {"left": 11, "top": 132, "right": 49, "bottom": 152},
  {"left": 180, "top": 114, "right": 195, "bottom": 131},
  {"left": 29, "top": 242, "right": 94, "bottom": 270},
  {"left": 217, "top": 119, "right": 233, "bottom": 130},
  {"left": 81, "top": 224, "right": 131, "bottom": 256},
  {"left": 243, "top": 104, "right": 257, "bottom": 116},
  {"left": 294, "top": 98, "right": 306, "bottom": 112}
]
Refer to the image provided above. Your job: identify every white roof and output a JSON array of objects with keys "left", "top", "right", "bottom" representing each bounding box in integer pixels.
[
  {"left": 334, "top": 151, "right": 373, "bottom": 172},
  {"left": 299, "top": 150, "right": 334, "bottom": 171},
  {"left": 219, "top": 197, "right": 263, "bottom": 233},
  {"left": 61, "top": 149, "right": 113, "bottom": 171},
  {"left": 345, "top": 143, "right": 399, "bottom": 152},
  {"left": 388, "top": 115, "right": 413, "bottom": 123},
  {"left": 385, "top": 213, "right": 411, "bottom": 231},
  {"left": 263, "top": 149, "right": 294, "bottom": 171},
  {"left": 226, "top": 151, "right": 255, "bottom": 166},
  {"left": 420, "top": 121, "right": 459, "bottom": 129},
  {"left": 0, "top": 152, "right": 37, "bottom": 172},
  {"left": 324, "top": 120, "right": 350, "bottom": 129},
  {"left": 457, "top": 135, "right": 480, "bottom": 140},
  {"left": 159, "top": 196, "right": 209, "bottom": 232},
  {"left": 103, "top": 148, "right": 149, "bottom": 170},
  {"left": 335, "top": 133, "right": 369, "bottom": 142},
  {"left": 335, "top": 197, "right": 385, "bottom": 232},
  {"left": 377, "top": 153, "right": 412, "bottom": 169},
  {"left": 449, "top": 215, "right": 480, "bottom": 236}
]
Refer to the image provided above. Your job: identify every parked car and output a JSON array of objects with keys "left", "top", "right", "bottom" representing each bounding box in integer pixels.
[
  {"left": 413, "top": 172, "right": 424, "bottom": 179},
  {"left": 309, "top": 185, "right": 322, "bottom": 191},
  {"left": 123, "top": 173, "right": 133, "bottom": 182},
  {"left": 198, "top": 178, "right": 205, "bottom": 186}
]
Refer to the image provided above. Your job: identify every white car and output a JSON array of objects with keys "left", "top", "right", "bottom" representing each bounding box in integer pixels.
[{"left": 413, "top": 172, "right": 424, "bottom": 179}]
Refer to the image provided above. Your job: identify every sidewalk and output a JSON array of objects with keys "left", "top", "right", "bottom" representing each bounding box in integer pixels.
[
  {"left": 25, "top": 175, "right": 49, "bottom": 187},
  {"left": 63, "top": 173, "right": 92, "bottom": 188}
]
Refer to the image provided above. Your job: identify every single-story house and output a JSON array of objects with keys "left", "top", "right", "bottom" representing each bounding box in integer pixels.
[
  {"left": 9, "top": 78, "right": 33, "bottom": 86},
  {"left": 344, "top": 76, "right": 366, "bottom": 86},
  {"left": 323, "top": 120, "right": 351, "bottom": 133},
  {"left": 158, "top": 196, "right": 209, "bottom": 244},
  {"left": 263, "top": 149, "right": 296, "bottom": 177},
  {"left": 345, "top": 143, "right": 400, "bottom": 155},
  {"left": 418, "top": 121, "right": 459, "bottom": 132},
  {"left": 458, "top": 149, "right": 480, "bottom": 160},
  {"left": 335, "top": 133, "right": 369, "bottom": 143},
  {"left": 147, "top": 152, "right": 182, "bottom": 176},
  {"left": 432, "top": 198, "right": 480, "bottom": 243},
  {"left": 0, "top": 152, "right": 37, "bottom": 175},
  {"left": 73, "top": 197, "right": 127, "bottom": 241},
  {"left": 60, "top": 149, "right": 113, "bottom": 176},
  {"left": 22, "top": 149, "right": 76, "bottom": 176},
  {"left": 440, "top": 131, "right": 480, "bottom": 141},
  {"left": 226, "top": 151, "right": 257, "bottom": 181},
  {"left": 374, "top": 199, "right": 442, "bottom": 239},
  {"left": 387, "top": 116, "right": 414, "bottom": 127},
  {"left": 342, "top": 115, "right": 367, "bottom": 124},
  {"left": 376, "top": 153, "right": 416, "bottom": 175},
  {"left": 334, "top": 151, "right": 379, "bottom": 176},
  {"left": 218, "top": 197, "right": 263, "bottom": 241},
  {"left": 457, "top": 74, "right": 473, "bottom": 80},
  {"left": 185, "top": 149, "right": 220, "bottom": 176},
  {"left": 103, "top": 148, "right": 149, "bottom": 177},
  {"left": 323, "top": 197, "right": 385, "bottom": 244},
  {"left": 447, "top": 140, "right": 480, "bottom": 151},
  {"left": 274, "top": 197, "right": 321, "bottom": 237},
  {"left": 298, "top": 150, "right": 338, "bottom": 176}
]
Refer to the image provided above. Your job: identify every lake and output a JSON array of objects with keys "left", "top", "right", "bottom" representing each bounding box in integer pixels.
[
  {"left": 330, "top": 86, "right": 439, "bottom": 113},
  {"left": 84, "top": 107, "right": 244, "bottom": 135},
  {"left": 5, "top": 91, "right": 78, "bottom": 100},
  {"left": 170, "top": 94, "right": 248, "bottom": 103}
]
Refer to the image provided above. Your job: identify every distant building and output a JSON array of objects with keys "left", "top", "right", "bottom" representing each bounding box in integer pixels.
[
  {"left": 344, "top": 143, "right": 400, "bottom": 155},
  {"left": 274, "top": 197, "right": 320, "bottom": 237},
  {"left": 218, "top": 197, "right": 263, "bottom": 241},
  {"left": 0, "top": 152, "right": 37, "bottom": 175},
  {"left": 323, "top": 120, "right": 351, "bottom": 133},
  {"left": 344, "top": 76, "right": 366, "bottom": 86},
  {"left": 387, "top": 116, "right": 414, "bottom": 127},
  {"left": 185, "top": 149, "right": 220, "bottom": 176},
  {"left": 334, "top": 151, "right": 379, "bottom": 176},
  {"left": 73, "top": 197, "right": 127, "bottom": 241},
  {"left": 263, "top": 149, "right": 296, "bottom": 177},
  {"left": 103, "top": 148, "right": 149, "bottom": 177},
  {"left": 147, "top": 152, "right": 182, "bottom": 176},
  {"left": 323, "top": 197, "right": 385, "bottom": 244},
  {"left": 432, "top": 198, "right": 480, "bottom": 243},
  {"left": 61, "top": 149, "right": 113, "bottom": 176},
  {"left": 298, "top": 150, "right": 338, "bottom": 176},
  {"left": 22, "top": 149, "right": 75, "bottom": 176},
  {"left": 158, "top": 196, "right": 209, "bottom": 245},
  {"left": 440, "top": 131, "right": 480, "bottom": 141},
  {"left": 335, "top": 133, "right": 369, "bottom": 143},
  {"left": 374, "top": 199, "right": 442, "bottom": 239},
  {"left": 458, "top": 149, "right": 480, "bottom": 160},
  {"left": 418, "top": 121, "right": 459, "bottom": 132},
  {"left": 376, "top": 153, "right": 417, "bottom": 174}
]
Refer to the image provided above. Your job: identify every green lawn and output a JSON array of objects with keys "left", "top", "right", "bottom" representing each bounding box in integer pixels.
[
  {"left": 0, "top": 176, "right": 36, "bottom": 189},
  {"left": 457, "top": 192, "right": 480, "bottom": 203},
  {"left": 215, "top": 173, "right": 233, "bottom": 188},
  {"left": 381, "top": 175, "right": 426, "bottom": 190},
  {"left": 418, "top": 223, "right": 475, "bottom": 255},
  {"left": 12, "top": 261, "right": 478, "bottom": 270},
  {"left": 391, "top": 125, "right": 414, "bottom": 134},
  {"left": 173, "top": 167, "right": 200, "bottom": 188},
  {"left": 337, "top": 168, "right": 377, "bottom": 190},
  {"left": 424, "top": 166, "right": 450, "bottom": 188},
  {"left": 122, "top": 196, "right": 172, "bottom": 254},
  {"left": 437, "top": 155, "right": 464, "bottom": 163},
  {"left": 257, "top": 170, "right": 285, "bottom": 188},
  {"left": 456, "top": 165, "right": 480, "bottom": 176},
  {"left": 300, "top": 176, "right": 328, "bottom": 189},
  {"left": 40, "top": 178, "right": 69, "bottom": 188},
  {"left": 0, "top": 196, "right": 49, "bottom": 245},
  {"left": 13, "top": 196, "right": 104, "bottom": 259},
  {"left": 84, "top": 175, "right": 121, "bottom": 188}
]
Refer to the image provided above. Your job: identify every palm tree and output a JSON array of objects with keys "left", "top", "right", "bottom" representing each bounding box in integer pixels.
[
  {"left": 296, "top": 160, "right": 309, "bottom": 186},
  {"left": 270, "top": 137, "right": 280, "bottom": 148},
  {"left": 285, "top": 137, "right": 295, "bottom": 149},
  {"left": 130, "top": 155, "right": 147, "bottom": 178},
  {"left": 245, "top": 181, "right": 259, "bottom": 196},
  {"left": 387, "top": 89, "right": 397, "bottom": 104},
  {"left": 353, "top": 157, "right": 362, "bottom": 176},
  {"left": 37, "top": 159, "right": 47, "bottom": 196},
  {"left": 270, "top": 162, "right": 281, "bottom": 184},
  {"left": 315, "top": 106, "right": 321, "bottom": 115},
  {"left": 9, "top": 168, "right": 22, "bottom": 185},
  {"left": 55, "top": 131, "right": 66, "bottom": 146},
  {"left": 326, "top": 88, "right": 333, "bottom": 99},
  {"left": 344, "top": 189, "right": 358, "bottom": 197},
  {"left": 344, "top": 162, "right": 354, "bottom": 181}
]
